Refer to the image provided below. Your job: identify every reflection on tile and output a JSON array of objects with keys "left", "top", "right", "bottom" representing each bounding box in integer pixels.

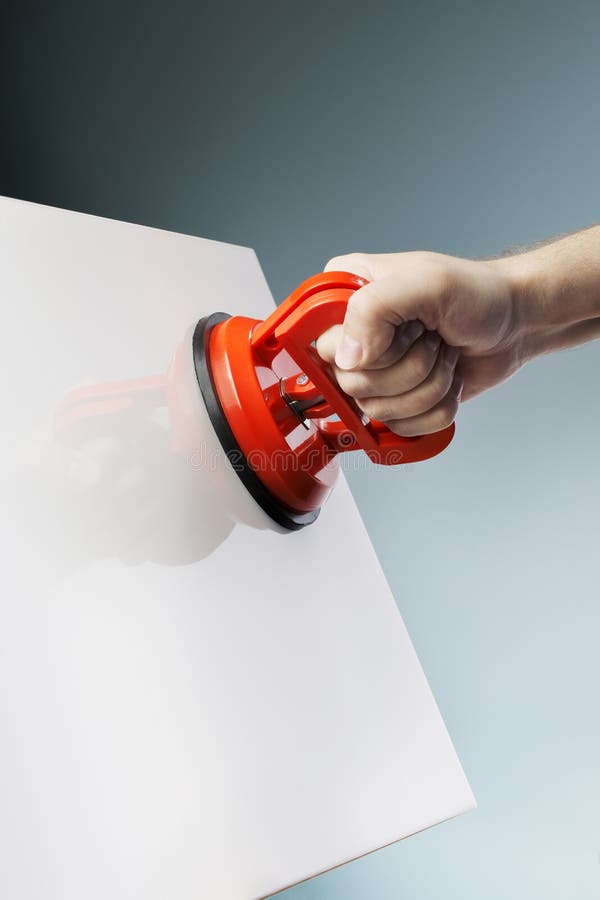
[{"left": 10, "top": 327, "right": 276, "bottom": 588}]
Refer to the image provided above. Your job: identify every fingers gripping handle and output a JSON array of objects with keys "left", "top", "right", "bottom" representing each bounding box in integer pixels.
[{"left": 252, "top": 272, "right": 455, "bottom": 466}]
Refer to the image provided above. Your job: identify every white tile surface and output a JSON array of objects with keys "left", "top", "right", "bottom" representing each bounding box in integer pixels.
[{"left": 0, "top": 197, "right": 474, "bottom": 900}]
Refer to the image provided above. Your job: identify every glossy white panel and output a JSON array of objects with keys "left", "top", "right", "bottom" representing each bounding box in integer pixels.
[{"left": 0, "top": 197, "right": 474, "bottom": 900}]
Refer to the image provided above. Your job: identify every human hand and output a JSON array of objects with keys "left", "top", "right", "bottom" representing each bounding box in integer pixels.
[{"left": 316, "top": 251, "right": 523, "bottom": 436}]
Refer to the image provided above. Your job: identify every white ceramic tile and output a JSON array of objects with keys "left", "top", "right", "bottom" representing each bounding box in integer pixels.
[{"left": 0, "top": 197, "right": 474, "bottom": 900}]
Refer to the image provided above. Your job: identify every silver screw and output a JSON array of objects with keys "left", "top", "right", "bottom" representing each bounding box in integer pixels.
[{"left": 296, "top": 373, "right": 309, "bottom": 386}]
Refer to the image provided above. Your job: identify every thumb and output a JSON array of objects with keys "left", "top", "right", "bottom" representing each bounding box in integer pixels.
[
  {"left": 323, "top": 253, "right": 446, "bottom": 370},
  {"left": 334, "top": 277, "right": 415, "bottom": 370},
  {"left": 324, "top": 256, "right": 401, "bottom": 369}
]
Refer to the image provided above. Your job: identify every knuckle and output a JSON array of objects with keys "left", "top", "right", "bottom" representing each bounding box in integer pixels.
[
  {"left": 355, "top": 396, "right": 377, "bottom": 418},
  {"left": 431, "top": 397, "right": 459, "bottom": 430},
  {"left": 388, "top": 420, "right": 413, "bottom": 437},
  {"left": 357, "top": 396, "right": 394, "bottom": 422},
  {"left": 315, "top": 324, "right": 341, "bottom": 362},
  {"left": 344, "top": 286, "right": 397, "bottom": 364},
  {"left": 421, "top": 386, "right": 446, "bottom": 415},
  {"left": 346, "top": 283, "right": 391, "bottom": 333},
  {"left": 334, "top": 369, "right": 363, "bottom": 397},
  {"left": 327, "top": 252, "right": 370, "bottom": 276},
  {"left": 408, "top": 249, "right": 440, "bottom": 268},
  {"left": 410, "top": 346, "right": 436, "bottom": 383},
  {"left": 400, "top": 391, "right": 435, "bottom": 420},
  {"left": 418, "top": 353, "right": 435, "bottom": 381},
  {"left": 426, "top": 360, "right": 455, "bottom": 404},
  {"left": 345, "top": 251, "right": 370, "bottom": 267},
  {"left": 347, "top": 281, "right": 378, "bottom": 316},
  {"left": 412, "top": 252, "right": 455, "bottom": 299}
]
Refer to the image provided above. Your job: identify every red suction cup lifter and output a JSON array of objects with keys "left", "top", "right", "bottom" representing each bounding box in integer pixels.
[
  {"left": 251, "top": 271, "right": 455, "bottom": 465},
  {"left": 196, "top": 271, "right": 454, "bottom": 530}
]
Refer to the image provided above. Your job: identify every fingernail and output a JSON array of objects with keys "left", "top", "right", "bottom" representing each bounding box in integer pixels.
[
  {"left": 445, "top": 345, "right": 460, "bottom": 366},
  {"left": 335, "top": 333, "right": 363, "bottom": 369},
  {"left": 407, "top": 320, "right": 425, "bottom": 340},
  {"left": 452, "top": 375, "right": 464, "bottom": 399}
]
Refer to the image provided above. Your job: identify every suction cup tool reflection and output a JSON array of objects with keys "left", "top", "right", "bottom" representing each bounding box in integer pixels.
[{"left": 19, "top": 326, "right": 276, "bottom": 583}]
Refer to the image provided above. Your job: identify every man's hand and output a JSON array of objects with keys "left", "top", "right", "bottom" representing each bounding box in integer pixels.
[
  {"left": 316, "top": 232, "right": 600, "bottom": 436},
  {"left": 316, "top": 251, "right": 521, "bottom": 436}
]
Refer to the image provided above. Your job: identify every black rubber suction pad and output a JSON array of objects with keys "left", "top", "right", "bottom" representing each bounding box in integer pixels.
[{"left": 192, "top": 314, "right": 320, "bottom": 531}]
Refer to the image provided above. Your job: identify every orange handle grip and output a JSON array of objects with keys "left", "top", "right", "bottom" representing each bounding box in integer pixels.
[{"left": 252, "top": 271, "right": 454, "bottom": 465}]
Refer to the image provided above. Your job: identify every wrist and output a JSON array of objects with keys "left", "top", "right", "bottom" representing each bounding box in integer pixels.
[
  {"left": 486, "top": 253, "right": 548, "bottom": 359},
  {"left": 487, "top": 235, "right": 600, "bottom": 357}
]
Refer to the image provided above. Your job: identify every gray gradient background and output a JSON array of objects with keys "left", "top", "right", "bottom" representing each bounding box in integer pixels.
[{"left": 2, "top": 1, "right": 599, "bottom": 898}]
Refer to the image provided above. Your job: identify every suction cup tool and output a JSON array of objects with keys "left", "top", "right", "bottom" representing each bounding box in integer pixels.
[{"left": 193, "top": 272, "right": 455, "bottom": 530}]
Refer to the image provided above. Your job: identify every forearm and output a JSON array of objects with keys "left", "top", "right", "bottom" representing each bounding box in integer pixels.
[{"left": 489, "top": 225, "right": 600, "bottom": 358}]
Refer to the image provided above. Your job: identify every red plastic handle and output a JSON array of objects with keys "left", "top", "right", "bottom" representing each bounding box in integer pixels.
[{"left": 252, "top": 272, "right": 454, "bottom": 465}]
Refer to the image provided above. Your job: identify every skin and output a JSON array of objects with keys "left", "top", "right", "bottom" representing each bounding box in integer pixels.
[{"left": 316, "top": 226, "right": 600, "bottom": 436}]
